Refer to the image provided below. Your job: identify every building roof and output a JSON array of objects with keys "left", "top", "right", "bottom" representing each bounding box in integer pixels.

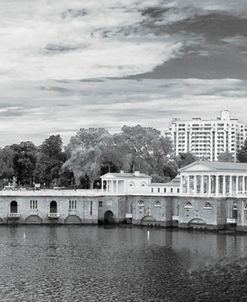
[
  {"left": 180, "top": 161, "right": 247, "bottom": 173},
  {"left": 100, "top": 172, "right": 151, "bottom": 179},
  {"left": 151, "top": 175, "right": 180, "bottom": 187}
]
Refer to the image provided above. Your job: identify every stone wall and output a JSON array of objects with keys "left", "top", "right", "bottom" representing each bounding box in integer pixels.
[{"left": 1, "top": 192, "right": 247, "bottom": 231}]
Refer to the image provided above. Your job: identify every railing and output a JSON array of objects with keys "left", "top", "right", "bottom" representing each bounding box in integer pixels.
[
  {"left": 125, "top": 213, "right": 133, "bottom": 218},
  {"left": 48, "top": 213, "right": 60, "bottom": 218},
  {"left": 227, "top": 218, "right": 237, "bottom": 224},
  {"left": 8, "top": 213, "right": 21, "bottom": 218},
  {"left": 179, "top": 191, "right": 247, "bottom": 198},
  {"left": 172, "top": 215, "right": 179, "bottom": 221}
]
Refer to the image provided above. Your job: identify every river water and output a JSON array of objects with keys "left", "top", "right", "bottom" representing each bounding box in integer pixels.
[{"left": 0, "top": 226, "right": 247, "bottom": 302}]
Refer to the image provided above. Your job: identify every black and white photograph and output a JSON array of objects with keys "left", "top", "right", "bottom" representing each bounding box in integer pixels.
[{"left": 0, "top": 1, "right": 247, "bottom": 301}]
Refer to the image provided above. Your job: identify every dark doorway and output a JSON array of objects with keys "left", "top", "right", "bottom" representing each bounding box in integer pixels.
[
  {"left": 50, "top": 201, "right": 57, "bottom": 213},
  {"left": 232, "top": 205, "right": 238, "bottom": 219},
  {"left": 10, "top": 201, "right": 17, "bottom": 213},
  {"left": 104, "top": 211, "right": 115, "bottom": 224}
]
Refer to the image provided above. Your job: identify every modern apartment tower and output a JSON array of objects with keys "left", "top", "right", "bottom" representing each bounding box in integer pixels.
[{"left": 167, "top": 110, "right": 247, "bottom": 162}]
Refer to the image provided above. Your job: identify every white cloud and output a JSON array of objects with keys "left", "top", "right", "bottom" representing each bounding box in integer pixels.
[
  {"left": 0, "top": 78, "right": 246, "bottom": 146},
  {"left": 0, "top": 0, "right": 184, "bottom": 81}
]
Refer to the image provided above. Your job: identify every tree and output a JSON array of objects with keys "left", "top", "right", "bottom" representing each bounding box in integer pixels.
[
  {"left": 113, "top": 125, "right": 173, "bottom": 177},
  {"left": 218, "top": 151, "right": 234, "bottom": 162},
  {"left": 237, "top": 140, "right": 247, "bottom": 162},
  {"left": 162, "top": 160, "right": 178, "bottom": 180},
  {"left": 0, "top": 146, "right": 15, "bottom": 188},
  {"left": 34, "top": 135, "right": 66, "bottom": 187},
  {"left": 10, "top": 141, "right": 37, "bottom": 186},
  {"left": 64, "top": 128, "right": 112, "bottom": 188},
  {"left": 175, "top": 152, "right": 197, "bottom": 169}
]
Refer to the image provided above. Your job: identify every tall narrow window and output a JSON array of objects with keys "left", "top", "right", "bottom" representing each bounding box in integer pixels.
[{"left": 90, "top": 200, "right": 93, "bottom": 216}]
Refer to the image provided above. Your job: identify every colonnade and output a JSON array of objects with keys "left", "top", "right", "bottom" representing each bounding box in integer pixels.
[
  {"left": 101, "top": 179, "right": 123, "bottom": 193},
  {"left": 181, "top": 174, "right": 247, "bottom": 196}
]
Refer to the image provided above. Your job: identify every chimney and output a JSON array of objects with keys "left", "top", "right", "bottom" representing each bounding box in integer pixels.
[
  {"left": 134, "top": 171, "right": 140, "bottom": 176},
  {"left": 120, "top": 170, "right": 124, "bottom": 174}
]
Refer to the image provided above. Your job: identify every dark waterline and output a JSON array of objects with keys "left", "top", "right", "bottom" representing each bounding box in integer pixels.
[{"left": 0, "top": 226, "right": 247, "bottom": 302}]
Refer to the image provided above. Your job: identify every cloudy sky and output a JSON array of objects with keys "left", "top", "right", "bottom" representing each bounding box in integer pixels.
[{"left": 1, "top": 0, "right": 247, "bottom": 145}]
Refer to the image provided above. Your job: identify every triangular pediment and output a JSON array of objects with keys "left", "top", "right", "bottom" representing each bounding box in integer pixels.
[
  {"left": 100, "top": 173, "right": 117, "bottom": 179},
  {"left": 179, "top": 161, "right": 217, "bottom": 173}
]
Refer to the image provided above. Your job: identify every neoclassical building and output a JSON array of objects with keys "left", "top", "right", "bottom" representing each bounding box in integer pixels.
[
  {"left": 1, "top": 162, "right": 247, "bottom": 232},
  {"left": 179, "top": 161, "right": 247, "bottom": 197},
  {"left": 100, "top": 171, "right": 151, "bottom": 194}
]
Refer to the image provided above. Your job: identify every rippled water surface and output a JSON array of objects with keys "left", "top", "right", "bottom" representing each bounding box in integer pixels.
[{"left": 0, "top": 226, "right": 247, "bottom": 301}]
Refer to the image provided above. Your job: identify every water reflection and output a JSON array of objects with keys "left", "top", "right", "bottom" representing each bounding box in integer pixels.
[{"left": 0, "top": 226, "right": 246, "bottom": 301}]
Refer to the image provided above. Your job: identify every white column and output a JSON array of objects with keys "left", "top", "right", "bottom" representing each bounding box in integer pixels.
[
  {"left": 180, "top": 175, "right": 183, "bottom": 194},
  {"left": 229, "top": 176, "right": 232, "bottom": 196},
  {"left": 223, "top": 175, "right": 226, "bottom": 196},
  {"left": 236, "top": 176, "right": 239, "bottom": 195},
  {"left": 187, "top": 175, "right": 190, "bottom": 194},
  {"left": 200, "top": 175, "right": 204, "bottom": 195},
  {"left": 242, "top": 176, "right": 245, "bottom": 195},
  {"left": 216, "top": 175, "right": 219, "bottom": 197},
  {"left": 101, "top": 179, "right": 104, "bottom": 192},
  {"left": 208, "top": 175, "right": 211, "bottom": 196},
  {"left": 116, "top": 180, "right": 119, "bottom": 194},
  {"left": 193, "top": 175, "right": 197, "bottom": 195}
]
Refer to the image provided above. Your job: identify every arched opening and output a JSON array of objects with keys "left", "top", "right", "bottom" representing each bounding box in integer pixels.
[
  {"left": 64, "top": 215, "right": 81, "bottom": 224},
  {"left": 188, "top": 218, "right": 206, "bottom": 229},
  {"left": 232, "top": 204, "right": 238, "bottom": 219},
  {"left": 141, "top": 215, "right": 157, "bottom": 226},
  {"left": 104, "top": 211, "right": 115, "bottom": 224},
  {"left": 25, "top": 215, "right": 42, "bottom": 224},
  {"left": 185, "top": 202, "right": 192, "bottom": 209},
  {"left": 138, "top": 200, "right": 144, "bottom": 207},
  {"left": 204, "top": 202, "right": 212, "bottom": 209},
  {"left": 50, "top": 201, "right": 57, "bottom": 213},
  {"left": 10, "top": 201, "right": 17, "bottom": 213},
  {"left": 154, "top": 201, "right": 161, "bottom": 207}
]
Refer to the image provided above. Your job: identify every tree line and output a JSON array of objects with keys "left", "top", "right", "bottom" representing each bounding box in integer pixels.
[{"left": 1, "top": 124, "right": 246, "bottom": 189}]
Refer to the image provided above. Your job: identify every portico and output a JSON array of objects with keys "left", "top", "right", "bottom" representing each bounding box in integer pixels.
[
  {"left": 179, "top": 161, "right": 247, "bottom": 197},
  {"left": 100, "top": 171, "right": 151, "bottom": 194}
]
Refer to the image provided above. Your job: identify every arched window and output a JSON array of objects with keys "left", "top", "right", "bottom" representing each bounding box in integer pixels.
[
  {"left": 204, "top": 202, "right": 212, "bottom": 209},
  {"left": 184, "top": 202, "right": 192, "bottom": 209},
  {"left": 138, "top": 200, "right": 144, "bottom": 207},
  {"left": 10, "top": 200, "right": 17, "bottom": 213},
  {"left": 154, "top": 201, "right": 161, "bottom": 207},
  {"left": 50, "top": 201, "right": 57, "bottom": 213}
]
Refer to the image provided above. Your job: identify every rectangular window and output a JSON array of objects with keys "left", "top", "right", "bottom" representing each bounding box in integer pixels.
[
  {"left": 30, "top": 200, "right": 37, "bottom": 209},
  {"left": 158, "top": 188, "right": 160, "bottom": 193},
  {"left": 69, "top": 200, "right": 77, "bottom": 209},
  {"left": 99, "top": 201, "right": 103, "bottom": 207},
  {"left": 90, "top": 200, "right": 93, "bottom": 216},
  {"left": 164, "top": 188, "right": 166, "bottom": 193}
]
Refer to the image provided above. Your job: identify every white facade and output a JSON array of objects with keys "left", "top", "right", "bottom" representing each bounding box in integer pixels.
[
  {"left": 179, "top": 161, "right": 247, "bottom": 198},
  {"left": 150, "top": 176, "right": 180, "bottom": 195},
  {"left": 167, "top": 110, "right": 247, "bottom": 161},
  {"left": 100, "top": 171, "right": 151, "bottom": 194}
]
